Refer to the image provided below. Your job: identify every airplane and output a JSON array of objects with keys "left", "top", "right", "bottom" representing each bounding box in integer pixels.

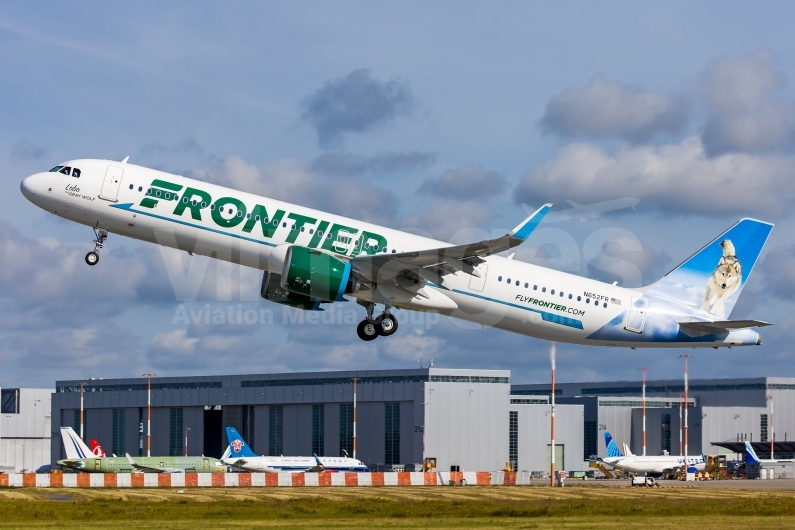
[
  {"left": 599, "top": 431, "right": 705, "bottom": 477},
  {"left": 20, "top": 159, "right": 774, "bottom": 347},
  {"left": 744, "top": 441, "right": 793, "bottom": 465},
  {"left": 57, "top": 427, "right": 226, "bottom": 473},
  {"left": 222, "top": 427, "right": 369, "bottom": 473},
  {"left": 90, "top": 439, "right": 106, "bottom": 457}
]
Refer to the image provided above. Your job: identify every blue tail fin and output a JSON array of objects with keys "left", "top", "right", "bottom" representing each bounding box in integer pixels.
[
  {"left": 645, "top": 218, "right": 773, "bottom": 318},
  {"left": 225, "top": 427, "right": 257, "bottom": 458},
  {"left": 744, "top": 441, "right": 760, "bottom": 464},
  {"left": 604, "top": 431, "right": 623, "bottom": 458}
]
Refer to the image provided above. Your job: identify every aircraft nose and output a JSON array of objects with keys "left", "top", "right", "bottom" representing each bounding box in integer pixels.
[{"left": 20, "top": 173, "right": 42, "bottom": 201}]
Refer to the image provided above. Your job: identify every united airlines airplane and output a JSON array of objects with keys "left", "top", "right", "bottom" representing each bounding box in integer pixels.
[{"left": 20, "top": 159, "right": 773, "bottom": 347}]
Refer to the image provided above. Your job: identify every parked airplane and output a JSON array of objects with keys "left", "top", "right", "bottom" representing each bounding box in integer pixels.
[
  {"left": 57, "top": 427, "right": 226, "bottom": 473},
  {"left": 745, "top": 441, "right": 793, "bottom": 464},
  {"left": 21, "top": 160, "right": 773, "bottom": 347},
  {"left": 600, "top": 431, "right": 705, "bottom": 476},
  {"left": 222, "top": 427, "right": 368, "bottom": 473}
]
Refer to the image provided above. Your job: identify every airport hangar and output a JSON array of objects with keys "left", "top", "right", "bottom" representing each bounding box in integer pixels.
[{"left": 43, "top": 371, "right": 795, "bottom": 474}]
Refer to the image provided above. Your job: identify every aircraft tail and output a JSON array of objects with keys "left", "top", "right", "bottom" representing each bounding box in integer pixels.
[
  {"left": 744, "top": 441, "right": 761, "bottom": 464},
  {"left": 90, "top": 439, "right": 106, "bottom": 457},
  {"left": 60, "top": 427, "right": 92, "bottom": 459},
  {"left": 622, "top": 443, "right": 634, "bottom": 457},
  {"left": 604, "top": 432, "right": 623, "bottom": 458},
  {"left": 644, "top": 218, "right": 773, "bottom": 319},
  {"left": 225, "top": 427, "right": 257, "bottom": 458}
]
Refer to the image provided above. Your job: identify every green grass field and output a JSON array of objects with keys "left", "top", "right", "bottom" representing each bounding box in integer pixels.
[{"left": 2, "top": 486, "right": 795, "bottom": 529}]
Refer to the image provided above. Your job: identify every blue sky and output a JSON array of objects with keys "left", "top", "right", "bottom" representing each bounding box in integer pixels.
[{"left": 3, "top": 2, "right": 795, "bottom": 387}]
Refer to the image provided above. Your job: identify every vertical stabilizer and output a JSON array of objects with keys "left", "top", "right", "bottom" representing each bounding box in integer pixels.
[
  {"left": 60, "top": 427, "right": 92, "bottom": 459},
  {"left": 225, "top": 427, "right": 258, "bottom": 458},
  {"left": 744, "top": 441, "right": 761, "bottom": 464},
  {"left": 604, "top": 432, "right": 623, "bottom": 458},
  {"left": 645, "top": 218, "right": 773, "bottom": 318}
]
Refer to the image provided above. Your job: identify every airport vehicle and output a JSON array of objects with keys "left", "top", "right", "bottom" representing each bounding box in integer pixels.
[
  {"left": 57, "top": 427, "right": 226, "bottom": 473},
  {"left": 20, "top": 160, "right": 773, "bottom": 347},
  {"left": 222, "top": 427, "right": 368, "bottom": 473},
  {"left": 600, "top": 431, "right": 705, "bottom": 476},
  {"left": 745, "top": 441, "right": 794, "bottom": 465}
]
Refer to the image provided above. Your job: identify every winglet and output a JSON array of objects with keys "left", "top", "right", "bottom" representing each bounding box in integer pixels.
[
  {"left": 509, "top": 203, "right": 552, "bottom": 241},
  {"left": 125, "top": 453, "right": 135, "bottom": 465}
]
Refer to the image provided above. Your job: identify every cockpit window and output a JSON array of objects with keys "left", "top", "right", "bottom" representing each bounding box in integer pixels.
[
  {"left": 49, "top": 166, "right": 64, "bottom": 173},
  {"left": 58, "top": 166, "right": 72, "bottom": 176},
  {"left": 71, "top": 168, "right": 81, "bottom": 178}
]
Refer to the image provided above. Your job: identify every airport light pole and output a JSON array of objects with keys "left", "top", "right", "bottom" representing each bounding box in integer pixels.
[
  {"left": 770, "top": 389, "right": 775, "bottom": 459},
  {"left": 640, "top": 367, "right": 647, "bottom": 456},
  {"left": 680, "top": 354, "right": 691, "bottom": 461},
  {"left": 550, "top": 341, "right": 556, "bottom": 487},
  {"left": 351, "top": 378, "right": 359, "bottom": 460},
  {"left": 143, "top": 373, "right": 156, "bottom": 457},
  {"left": 78, "top": 382, "right": 87, "bottom": 440},
  {"left": 679, "top": 394, "right": 683, "bottom": 456}
]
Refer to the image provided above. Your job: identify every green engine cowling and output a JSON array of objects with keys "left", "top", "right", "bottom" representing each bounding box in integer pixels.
[
  {"left": 281, "top": 246, "right": 351, "bottom": 302},
  {"left": 260, "top": 272, "right": 322, "bottom": 311}
]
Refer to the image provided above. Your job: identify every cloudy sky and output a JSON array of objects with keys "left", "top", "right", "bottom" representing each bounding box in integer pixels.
[{"left": 3, "top": 2, "right": 795, "bottom": 388}]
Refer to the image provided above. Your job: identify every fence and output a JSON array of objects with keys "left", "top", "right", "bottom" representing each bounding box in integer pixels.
[{"left": 0, "top": 471, "right": 532, "bottom": 488}]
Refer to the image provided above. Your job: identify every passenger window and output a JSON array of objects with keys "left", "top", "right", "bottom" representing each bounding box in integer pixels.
[
  {"left": 246, "top": 213, "right": 251, "bottom": 219},
  {"left": 59, "top": 166, "right": 72, "bottom": 175},
  {"left": 533, "top": 285, "right": 537, "bottom": 290},
  {"left": 392, "top": 249, "right": 396, "bottom": 253},
  {"left": 542, "top": 287, "right": 546, "bottom": 292},
  {"left": 603, "top": 302, "right": 608, "bottom": 308},
  {"left": 524, "top": 283, "right": 528, "bottom": 288},
  {"left": 138, "top": 186, "right": 142, "bottom": 192},
  {"left": 551, "top": 289, "right": 555, "bottom": 295},
  {"left": 507, "top": 278, "right": 511, "bottom": 283},
  {"left": 211, "top": 204, "right": 216, "bottom": 210},
  {"left": 586, "top": 298, "right": 590, "bottom": 304},
  {"left": 238, "top": 211, "right": 243, "bottom": 217},
  {"left": 568, "top": 294, "right": 572, "bottom": 299},
  {"left": 310, "top": 229, "right": 314, "bottom": 234},
  {"left": 560, "top": 292, "right": 564, "bottom": 297},
  {"left": 202, "top": 203, "right": 207, "bottom": 208},
  {"left": 577, "top": 296, "right": 581, "bottom": 301},
  {"left": 255, "top": 215, "right": 260, "bottom": 221},
  {"left": 129, "top": 184, "right": 134, "bottom": 190},
  {"left": 498, "top": 276, "right": 503, "bottom": 282},
  {"left": 71, "top": 168, "right": 81, "bottom": 178}
]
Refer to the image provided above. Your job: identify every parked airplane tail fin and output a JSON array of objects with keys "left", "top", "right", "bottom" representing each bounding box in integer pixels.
[
  {"left": 225, "top": 427, "right": 257, "bottom": 458},
  {"left": 744, "top": 441, "right": 761, "bottom": 464},
  {"left": 604, "top": 432, "right": 623, "bottom": 458},
  {"left": 644, "top": 219, "right": 773, "bottom": 319},
  {"left": 622, "top": 443, "right": 634, "bottom": 457},
  {"left": 90, "top": 439, "right": 106, "bottom": 457},
  {"left": 60, "top": 427, "right": 92, "bottom": 460}
]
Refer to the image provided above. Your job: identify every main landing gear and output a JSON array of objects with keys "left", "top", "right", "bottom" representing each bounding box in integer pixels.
[
  {"left": 85, "top": 227, "right": 108, "bottom": 266},
  {"left": 356, "top": 302, "right": 399, "bottom": 341}
]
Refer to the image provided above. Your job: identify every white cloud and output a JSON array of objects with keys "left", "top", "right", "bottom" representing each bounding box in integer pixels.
[
  {"left": 513, "top": 137, "right": 795, "bottom": 218},
  {"left": 417, "top": 166, "right": 509, "bottom": 200},
  {"left": 400, "top": 199, "right": 496, "bottom": 241},
  {"left": 540, "top": 74, "right": 687, "bottom": 142}
]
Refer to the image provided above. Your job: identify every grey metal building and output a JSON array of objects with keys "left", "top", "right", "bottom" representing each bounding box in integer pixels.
[
  {"left": 512, "top": 377, "right": 795, "bottom": 460},
  {"left": 51, "top": 368, "right": 510, "bottom": 472},
  {"left": 1, "top": 388, "right": 53, "bottom": 473}
]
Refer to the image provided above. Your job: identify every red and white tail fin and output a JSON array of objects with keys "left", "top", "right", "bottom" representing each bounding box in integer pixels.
[{"left": 90, "top": 439, "right": 106, "bottom": 457}]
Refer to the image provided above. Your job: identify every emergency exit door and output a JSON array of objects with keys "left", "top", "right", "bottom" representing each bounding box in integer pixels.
[{"left": 100, "top": 166, "right": 124, "bottom": 201}]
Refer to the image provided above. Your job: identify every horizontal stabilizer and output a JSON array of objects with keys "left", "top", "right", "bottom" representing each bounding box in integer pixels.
[{"left": 679, "top": 320, "right": 772, "bottom": 334}]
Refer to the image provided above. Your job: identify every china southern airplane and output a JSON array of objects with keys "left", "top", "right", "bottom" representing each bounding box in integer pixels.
[
  {"left": 222, "top": 427, "right": 368, "bottom": 473},
  {"left": 20, "top": 159, "right": 773, "bottom": 347},
  {"left": 599, "top": 432, "right": 705, "bottom": 476}
]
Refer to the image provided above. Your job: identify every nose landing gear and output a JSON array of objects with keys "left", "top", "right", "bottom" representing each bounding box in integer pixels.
[
  {"left": 85, "top": 227, "right": 108, "bottom": 266},
  {"left": 356, "top": 303, "right": 399, "bottom": 341}
]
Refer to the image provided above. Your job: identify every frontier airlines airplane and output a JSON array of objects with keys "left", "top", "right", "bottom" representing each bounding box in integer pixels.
[{"left": 21, "top": 159, "right": 773, "bottom": 347}]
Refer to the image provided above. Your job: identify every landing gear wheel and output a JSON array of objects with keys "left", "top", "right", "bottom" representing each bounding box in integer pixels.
[
  {"left": 357, "top": 320, "right": 380, "bottom": 341},
  {"left": 379, "top": 315, "right": 398, "bottom": 336},
  {"left": 85, "top": 251, "right": 99, "bottom": 266}
]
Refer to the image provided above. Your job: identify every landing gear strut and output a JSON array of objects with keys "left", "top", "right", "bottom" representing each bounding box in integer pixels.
[
  {"left": 85, "top": 227, "right": 108, "bottom": 266},
  {"left": 356, "top": 303, "right": 399, "bottom": 341}
]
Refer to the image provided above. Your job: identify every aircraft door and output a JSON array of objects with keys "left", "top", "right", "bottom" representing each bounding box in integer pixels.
[
  {"left": 99, "top": 165, "right": 124, "bottom": 201},
  {"left": 468, "top": 264, "right": 488, "bottom": 292},
  {"left": 94, "top": 459, "right": 101, "bottom": 471},
  {"left": 624, "top": 297, "right": 647, "bottom": 333},
  {"left": 203, "top": 458, "right": 209, "bottom": 470}
]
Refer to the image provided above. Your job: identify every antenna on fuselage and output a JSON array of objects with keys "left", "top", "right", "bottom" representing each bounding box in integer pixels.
[{"left": 121, "top": 156, "right": 130, "bottom": 163}]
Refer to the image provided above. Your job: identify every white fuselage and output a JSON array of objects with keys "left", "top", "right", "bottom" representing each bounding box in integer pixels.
[
  {"left": 604, "top": 455, "right": 706, "bottom": 475},
  {"left": 223, "top": 455, "right": 368, "bottom": 473},
  {"left": 20, "top": 159, "right": 762, "bottom": 348}
]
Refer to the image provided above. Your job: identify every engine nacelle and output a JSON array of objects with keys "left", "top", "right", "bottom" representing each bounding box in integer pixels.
[
  {"left": 281, "top": 246, "right": 351, "bottom": 302},
  {"left": 260, "top": 272, "right": 322, "bottom": 311}
]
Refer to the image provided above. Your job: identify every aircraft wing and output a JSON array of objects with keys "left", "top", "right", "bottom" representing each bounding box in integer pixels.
[
  {"left": 125, "top": 453, "right": 166, "bottom": 474},
  {"left": 305, "top": 453, "right": 325, "bottom": 473},
  {"left": 679, "top": 320, "right": 772, "bottom": 334},
  {"left": 350, "top": 204, "right": 551, "bottom": 284}
]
